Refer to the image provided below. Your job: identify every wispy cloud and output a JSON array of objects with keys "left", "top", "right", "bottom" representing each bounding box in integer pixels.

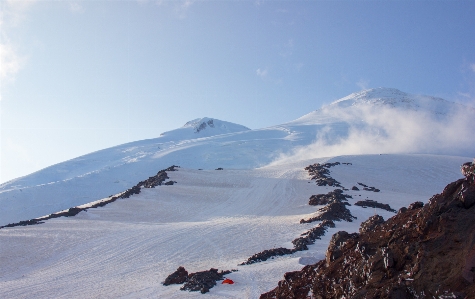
[
  {"left": 470, "top": 63, "right": 475, "bottom": 73},
  {"left": 356, "top": 78, "right": 370, "bottom": 90},
  {"left": 175, "top": 0, "right": 195, "bottom": 19},
  {"left": 0, "top": 1, "right": 35, "bottom": 81},
  {"left": 256, "top": 68, "right": 268, "bottom": 78},
  {"left": 271, "top": 101, "right": 475, "bottom": 165},
  {"left": 0, "top": 38, "right": 27, "bottom": 81},
  {"left": 69, "top": 2, "right": 84, "bottom": 13}
]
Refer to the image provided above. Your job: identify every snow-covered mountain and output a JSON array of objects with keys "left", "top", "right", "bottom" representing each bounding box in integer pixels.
[
  {"left": 0, "top": 88, "right": 474, "bottom": 298},
  {"left": 1, "top": 88, "right": 473, "bottom": 226}
]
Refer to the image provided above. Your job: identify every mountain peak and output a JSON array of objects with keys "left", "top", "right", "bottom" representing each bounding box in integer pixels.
[
  {"left": 159, "top": 117, "right": 250, "bottom": 140},
  {"left": 333, "top": 87, "right": 412, "bottom": 107},
  {"left": 329, "top": 87, "right": 455, "bottom": 114},
  {"left": 183, "top": 117, "right": 217, "bottom": 133}
]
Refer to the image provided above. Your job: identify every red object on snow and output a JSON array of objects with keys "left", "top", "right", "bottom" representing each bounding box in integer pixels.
[{"left": 222, "top": 278, "right": 234, "bottom": 284}]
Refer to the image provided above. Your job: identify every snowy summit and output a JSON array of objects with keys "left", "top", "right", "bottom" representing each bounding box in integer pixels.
[{"left": 159, "top": 117, "right": 250, "bottom": 140}]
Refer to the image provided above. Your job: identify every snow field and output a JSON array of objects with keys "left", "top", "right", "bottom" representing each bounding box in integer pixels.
[{"left": 0, "top": 154, "right": 468, "bottom": 298}]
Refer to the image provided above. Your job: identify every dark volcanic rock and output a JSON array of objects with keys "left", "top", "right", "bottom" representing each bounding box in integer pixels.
[
  {"left": 308, "top": 189, "right": 351, "bottom": 206},
  {"left": 241, "top": 220, "right": 336, "bottom": 265},
  {"left": 240, "top": 248, "right": 296, "bottom": 265},
  {"left": 261, "top": 160, "right": 475, "bottom": 299},
  {"left": 305, "top": 162, "right": 344, "bottom": 187},
  {"left": 408, "top": 201, "right": 424, "bottom": 210},
  {"left": 354, "top": 199, "right": 396, "bottom": 212},
  {"left": 358, "top": 182, "right": 380, "bottom": 192},
  {"left": 292, "top": 220, "right": 335, "bottom": 251},
  {"left": 163, "top": 266, "right": 188, "bottom": 285},
  {"left": 300, "top": 201, "right": 356, "bottom": 224},
  {"left": 180, "top": 268, "right": 232, "bottom": 294},
  {"left": 325, "top": 231, "right": 359, "bottom": 264},
  {"left": 163, "top": 267, "right": 235, "bottom": 294},
  {"left": 359, "top": 214, "right": 385, "bottom": 233}
]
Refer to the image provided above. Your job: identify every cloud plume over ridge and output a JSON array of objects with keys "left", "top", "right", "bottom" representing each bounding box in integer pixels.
[{"left": 273, "top": 99, "right": 475, "bottom": 165}]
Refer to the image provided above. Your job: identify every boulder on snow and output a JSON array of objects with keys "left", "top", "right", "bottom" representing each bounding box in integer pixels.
[
  {"left": 354, "top": 199, "right": 396, "bottom": 212},
  {"left": 163, "top": 266, "right": 188, "bottom": 285},
  {"left": 180, "top": 268, "right": 233, "bottom": 293}
]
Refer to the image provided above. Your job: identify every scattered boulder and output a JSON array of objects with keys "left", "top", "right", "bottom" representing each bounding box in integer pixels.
[
  {"left": 354, "top": 199, "right": 396, "bottom": 212},
  {"left": 163, "top": 266, "right": 188, "bottom": 285},
  {"left": 163, "top": 267, "right": 235, "bottom": 294},
  {"left": 358, "top": 182, "right": 380, "bottom": 192}
]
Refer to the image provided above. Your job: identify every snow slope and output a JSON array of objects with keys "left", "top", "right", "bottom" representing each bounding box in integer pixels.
[
  {"left": 1, "top": 88, "right": 473, "bottom": 227},
  {"left": 0, "top": 87, "right": 473, "bottom": 298},
  {"left": 0, "top": 154, "right": 468, "bottom": 298}
]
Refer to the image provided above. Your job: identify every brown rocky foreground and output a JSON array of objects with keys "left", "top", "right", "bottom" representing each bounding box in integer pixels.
[{"left": 261, "top": 160, "right": 475, "bottom": 299}]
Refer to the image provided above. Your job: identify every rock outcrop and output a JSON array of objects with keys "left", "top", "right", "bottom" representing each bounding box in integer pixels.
[
  {"left": 240, "top": 220, "right": 336, "bottom": 265},
  {"left": 308, "top": 189, "right": 352, "bottom": 206},
  {"left": 300, "top": 201, "right": 356, "bottom": 224},
  {"left": 163, "top": 267, "right": 235, "bottom": 294},
  {"left": 261, "top": 160, "right": 475, "bottom": 299},
  {"left": 305, "top": 162, "right": 343, "bottom": 187},
  {"left": 354, "top": 199, "right": 396, "bottom": 213}
]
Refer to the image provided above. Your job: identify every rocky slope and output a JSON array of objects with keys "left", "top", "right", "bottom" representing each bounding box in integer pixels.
[{"left": 261, "top": 160, "right": 475, "bottom": 299}]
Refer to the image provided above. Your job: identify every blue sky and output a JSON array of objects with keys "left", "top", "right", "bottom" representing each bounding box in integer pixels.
[{"left": 1, "top": 0, "right": 475, "bottom": 183}]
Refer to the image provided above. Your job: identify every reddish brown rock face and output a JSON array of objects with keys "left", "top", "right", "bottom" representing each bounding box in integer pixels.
[{"left": 261, "top": 161, "right": 475, "bottom": 299}]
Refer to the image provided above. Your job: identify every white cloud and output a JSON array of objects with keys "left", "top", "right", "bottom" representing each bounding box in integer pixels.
[
  {"left": 256, "top": 68, "right": 268, "bottom": 78},
  {"left": 174, "top": 0, "right": 194, "bottom": 18},
  {"left": 181, "top": 0, "right": 194, "bottom": 9},
  {"left": 356, "top": 78, "right": 370, "bottom": 90},
  {"left": 0, "top": 38, "right": 27, "bottom": 80},
  {"left": 0, "top": 0, "right": 36, "bottom": 81},
  {"left": 69, "top": 2, "right": 84, "bottom": 13},
  {"left": 470, "top": 63, "right": 475, "bottom": 73},
  {"left": 271, "top": 102, "right": 475, "bottom": 165}
]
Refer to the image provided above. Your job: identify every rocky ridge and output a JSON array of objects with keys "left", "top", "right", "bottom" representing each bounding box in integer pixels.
[
  {"left": 240, "top": 163, "right": 355, "bottom": 265},
  {"left": 260, "top": 160, "right": 475, "bottom": 299},
  {"left": 0, "top": 166, "right": 179, "bottom": 229}
]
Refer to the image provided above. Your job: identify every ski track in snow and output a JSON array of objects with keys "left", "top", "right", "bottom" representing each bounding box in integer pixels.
[{"left": 0, "top": 154, "right": 468, "bottom": 298}]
